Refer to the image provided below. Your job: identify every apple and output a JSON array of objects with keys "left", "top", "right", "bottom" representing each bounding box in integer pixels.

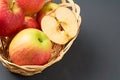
[
  {"left": 41, "top": 7, "right": 79, "bottom": 44},
  {"left": 9, "top": 28, "right": 52, "bottom": 66},
  {"left": 0, "top": 0, "right": 24, "bottom": 37},
  {"left": 16, "top": 0, "right": 46, "bottom": 15},
  {"left": 37, "top": 2, "right": 59, "bottom": 26},
  {"left": 23, "top": 16, "right": 40, "bottom": 29}
]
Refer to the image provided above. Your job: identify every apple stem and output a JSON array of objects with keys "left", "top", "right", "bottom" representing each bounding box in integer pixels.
[
  {"left": 10, "top": 0, "right": 16, "bottom": 11},
  {"left": 38, "top": 38, "right": 43, "bottom": 42}
]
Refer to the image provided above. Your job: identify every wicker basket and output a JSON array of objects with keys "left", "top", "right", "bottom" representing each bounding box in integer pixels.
[{"left": 0, "top": 0, "right": 81, "bottom": 76}]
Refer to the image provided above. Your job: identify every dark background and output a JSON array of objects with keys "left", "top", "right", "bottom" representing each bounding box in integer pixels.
[{"left": 0, "top": 0, "right": 120, "bottom": 80}]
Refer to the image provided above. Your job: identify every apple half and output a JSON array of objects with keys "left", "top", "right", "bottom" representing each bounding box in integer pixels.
[{"left": 41, "top": 7, "right": 78, "bottom": 44}]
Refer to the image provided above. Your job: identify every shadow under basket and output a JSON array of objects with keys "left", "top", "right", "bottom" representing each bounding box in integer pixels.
[{"left": 0, "top": 0, "right": 81, "bottom": 76}]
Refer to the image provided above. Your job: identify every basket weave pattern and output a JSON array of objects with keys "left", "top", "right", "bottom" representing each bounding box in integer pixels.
[{"left": 0, "top": 0, "right": 81, "bottom": 76}]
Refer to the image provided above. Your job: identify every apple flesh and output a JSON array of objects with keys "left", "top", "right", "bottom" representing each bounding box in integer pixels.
[
  {"left": 41, "top": 7, "right": 78, "bottom": 44},
  {"left": 0, "top": 0, "right": 24, "bottom": 37},
  {"left": 9, "top": 28, "right": 52, "bottom": 66},
  {"left": 23, "top": 16, "right": 40, "bottom": 29},
  {"left": 16, "top": 0, "right": 46, "bottom": 15},
  {"left": 37, "top": 2, "right": 59, "bottom": 26}
]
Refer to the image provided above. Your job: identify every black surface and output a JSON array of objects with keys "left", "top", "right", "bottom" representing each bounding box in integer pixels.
[{"left": 0, "top": 0, "right": 120, "bottom": 80}]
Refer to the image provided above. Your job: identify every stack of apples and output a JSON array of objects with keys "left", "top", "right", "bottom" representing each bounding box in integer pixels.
[{"left": 0, "top": 0, "right": 78, "bottom": 66}]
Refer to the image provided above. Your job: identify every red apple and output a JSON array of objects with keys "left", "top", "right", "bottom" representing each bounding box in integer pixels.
[
  {"left": 0, "top": 0, "right": 24, "bottom": 37},
  {"left": 37, "top": 2, "right": 59, "bottom": 26},
  {"left": 23, "top": 16, "right": 40, "bottom": 29},
  {"left": 16, "top": 0, "right": 46, "bottom": 15},
  {"left": 9, "top": 28, "right": 52, "bottom": 66}
]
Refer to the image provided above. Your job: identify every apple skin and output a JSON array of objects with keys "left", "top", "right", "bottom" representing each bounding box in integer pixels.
[
  {"left": 16, "top": 0, "right": 46, "bottom": 15},
  {"left": 23, "top": 16, "right": 40, "bottom": 29},
  {"left": 0, "top": 0, "right": 24, "bottom": 37},
  {"left": 37, "top": 2, "right": 59, "bottom": 26},
  {"left": 9, "top": 28, "right": 52, "bottom": 66}
]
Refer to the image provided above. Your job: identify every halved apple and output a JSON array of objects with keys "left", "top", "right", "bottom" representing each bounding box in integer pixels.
[{"left": 41, "top": 7, "right": 78, "bottom": 44}]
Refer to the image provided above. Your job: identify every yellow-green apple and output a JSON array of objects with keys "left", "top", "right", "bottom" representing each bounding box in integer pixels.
[
  {"left": 16, "top": 0, "right": 46, "bottom": 15},
  {"left": 37, "top": 2, "right": 59, "bottom": 26},
  {"left": 9, "top": 28, "right": 52, "bottom": 66},
  {"left": 0, "top": 0, "right": 24, "bottom": 37},
  {"left": 41, "top": 7, "right": 79, "bottom": 44},
  {"left": 23, "top": 16, "right": 40, "bottom": 29}
]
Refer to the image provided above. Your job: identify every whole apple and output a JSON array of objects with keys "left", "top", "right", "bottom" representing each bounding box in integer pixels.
[
  {"left": 9, "top": 28, "right": 52, "bottom": 66},
  {"left": 0, "top": 0, "right": 24, "bottom": 37},
  {"left": 37, "top": 2, "right": 59, "bottom": 26},
  {"left": 16, "top": 0, "right": 46, "bottom": 15},
  {"left": 23, "top": 16, "right": 40, "bottom": 29}
]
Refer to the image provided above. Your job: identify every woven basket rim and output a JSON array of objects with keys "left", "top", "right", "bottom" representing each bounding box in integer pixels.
[{"left": 0, "top": 0, "right": 81, "bottom": 76}]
